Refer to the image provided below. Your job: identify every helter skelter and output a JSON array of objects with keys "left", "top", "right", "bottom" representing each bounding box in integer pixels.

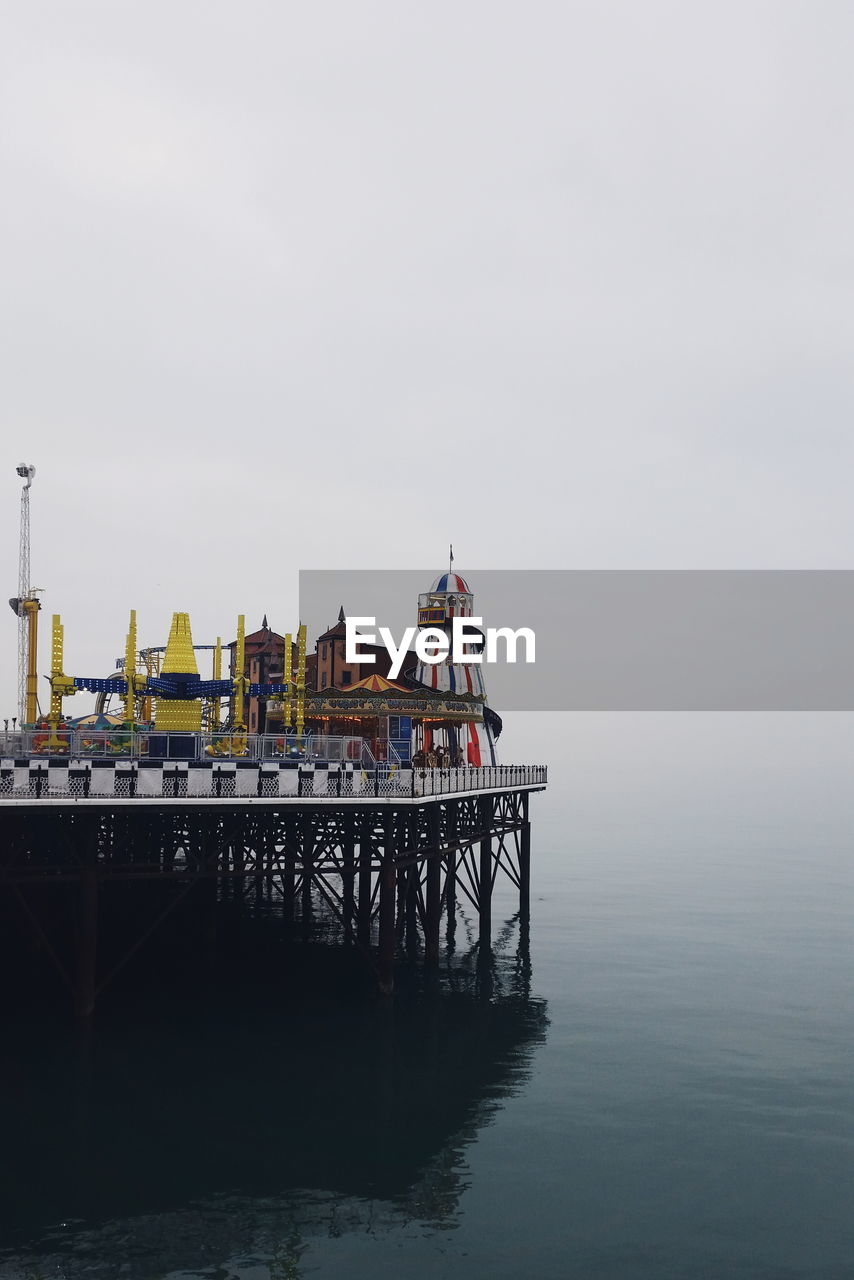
[{"left": 413, "top": 565, "right": 500, "bottom": 767}]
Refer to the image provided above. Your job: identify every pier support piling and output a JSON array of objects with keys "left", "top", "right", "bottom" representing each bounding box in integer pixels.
[
  {"left": 377, "top": 818, "right": 397, "bottom": 996},
  {"left": 342, "top": 814, "right": 355, "bottom": 942},
  {"left": 444, "top": 802, "right": 457, "bottom": 945},
  {"left": 520, "top": 792, "right": 531, "bottom": 921},
  {"left": 478, "top": 796, "right": 493, "bottom": 951},
  {"left": 425, "top": 808, "right": 441, "bottom": 968},
  {"left": 357, "top": 817, "right": 373, "bottom": 948},
  {"left": 300, "top": 814, "right": 314, "bottom": 932}
]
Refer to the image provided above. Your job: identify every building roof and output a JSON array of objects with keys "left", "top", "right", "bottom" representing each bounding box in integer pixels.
[
  {"left": 317, "top": 620, "right": 346, "bottom": 642},
  {"left": 229, "top": 620, "right": 286, "bottom": 651},
  {"left": 430, "top": 571, "right": 471, "bottom": 594},
  {"left": 316, "top": 606, "right": 348, "bottom": 642}
]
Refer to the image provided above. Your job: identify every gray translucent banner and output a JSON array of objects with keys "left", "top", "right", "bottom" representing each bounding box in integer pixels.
[{"left": 299, "top": 571, "right": 854, "bottom": 710}]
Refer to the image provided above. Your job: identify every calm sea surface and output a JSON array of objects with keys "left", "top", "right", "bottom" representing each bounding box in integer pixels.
[{"left": 1, "top": 715, "right": 852, "bottom": 1279}]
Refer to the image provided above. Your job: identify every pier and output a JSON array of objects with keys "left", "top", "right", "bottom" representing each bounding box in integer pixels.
[
  {"left": 0, "top": 748, "right": 546, "bottom": 1016},
  {"left": 2, "top": 559, "right": 546, "bottom": 1018}
]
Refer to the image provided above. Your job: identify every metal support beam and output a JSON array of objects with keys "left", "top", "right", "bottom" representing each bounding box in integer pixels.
[
  {"left": 478, "top": 796, "right": 493, "bottom": 951},
  {"left": 445, "top": 801, "right": 457, "bottom": 945},
  {"left": 342, "top": 813, "right": 355, "bottom": 942},
  {"left": 520, "top": 791, "right": 531, "bottom": 920},
  {"left": 300, "top": 813, "right": 313, "bottom": 928},
  {"left": 404, "top": 859, "right": 419, "bottom": 952},
  {"left": 357, "top": 815, "right": 373, "bottom": 947},
  {"left": 425, "top": 807, "right": 441, "bottom": 968},
  {"left": 377, "top": 814, "right": 397, "bottom": 996},
  {"left": 283, "top": 838, "right": 296, "bottom": 924}
]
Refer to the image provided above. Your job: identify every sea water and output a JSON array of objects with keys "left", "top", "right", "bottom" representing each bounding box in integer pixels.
[{"left": 1, "top": 714, "right": 852, "bottom": 1279}]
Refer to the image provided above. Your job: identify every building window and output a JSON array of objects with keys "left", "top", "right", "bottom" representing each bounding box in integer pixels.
[
  {"left": 321, "top": 672, "right": 328, "bottom": 689},
  {"left": 340, "top": 670, "right": 352, "bottom": 686}
]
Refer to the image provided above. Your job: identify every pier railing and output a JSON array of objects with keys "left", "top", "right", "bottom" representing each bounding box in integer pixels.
[
  {"left": 410, "top": 764, "right": 546, "bottom": 797},
  {"left": 0, "top": 759, "right": 547, "bottom": 801}
]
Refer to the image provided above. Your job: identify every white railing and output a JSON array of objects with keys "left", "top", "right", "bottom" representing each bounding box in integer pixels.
[
  {"left": 411, "top": 764, "right": 547, "bottom": 796},
  {"left": 369, "top": 739, "right": 403, "bottom": 767},
  {"left": 0, "top": 760, "right": 548, "bottom": 801}
]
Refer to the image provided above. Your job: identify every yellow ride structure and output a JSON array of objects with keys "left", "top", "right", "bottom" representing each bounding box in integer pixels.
[
  {"left": 31, "top": 606, "right": 307, "bottom": 754},
  {"left": 22, "top": 597, "right": 40, "bottom": 726}
]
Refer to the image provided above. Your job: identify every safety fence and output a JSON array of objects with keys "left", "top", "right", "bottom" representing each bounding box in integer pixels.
[
  {"left": 0, "top": 731, "right": 401, "bottom": 766},
  {"left": 0, "top": 761, "right": 548, "bottom": 801}
]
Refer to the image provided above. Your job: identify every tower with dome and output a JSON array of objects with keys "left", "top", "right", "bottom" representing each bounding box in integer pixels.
[{"left": 413, "top": 560, "right": 501, "bottom": 766}]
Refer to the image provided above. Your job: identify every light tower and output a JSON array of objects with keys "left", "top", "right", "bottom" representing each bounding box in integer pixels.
[{"left": 8, "top": 464, "right": 38, "bottom": 724}]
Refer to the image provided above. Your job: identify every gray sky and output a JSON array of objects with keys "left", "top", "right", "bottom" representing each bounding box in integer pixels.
[{"left": 2, "top": 1, "right": 853, "bottom": 713}]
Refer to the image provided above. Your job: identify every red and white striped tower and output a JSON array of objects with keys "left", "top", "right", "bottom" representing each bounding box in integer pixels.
[{"left": 413, "top": 554, "right": 498, "bottom": 765}]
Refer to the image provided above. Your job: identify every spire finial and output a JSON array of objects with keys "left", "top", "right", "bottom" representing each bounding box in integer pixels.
[
  {"left": 449, "top": 543, "right": 454, "bottom": 574},
  {"left": 338, "top": 605, "right": 345, "bottom": 624},
  {"left": 262, "top": 614, "right": 269, "bottom": 630}
]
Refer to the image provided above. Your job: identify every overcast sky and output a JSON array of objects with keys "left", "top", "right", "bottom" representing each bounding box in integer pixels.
[{"left": 2, "top": 1, "right": 853, "bottom": 713}]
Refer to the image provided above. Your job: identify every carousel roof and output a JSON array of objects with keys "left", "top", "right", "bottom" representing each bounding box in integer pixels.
[
  {"left": 68, "top": 712, "right": 125, "bottom": 728},
  {"left": 339, "top": 673, "right": 410, "bottom": 694},
  {"left": 430, "top": 571, "right": 471, "bottom": 594}
]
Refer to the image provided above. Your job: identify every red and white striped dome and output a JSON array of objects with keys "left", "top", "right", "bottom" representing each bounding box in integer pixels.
[{"left": 429, "top": 571, "right": 471, "bottom": 594}]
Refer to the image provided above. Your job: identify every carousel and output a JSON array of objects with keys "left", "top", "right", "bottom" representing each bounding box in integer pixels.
[{"left": 266, "top": 670, "right": 490, "bottom": 765}]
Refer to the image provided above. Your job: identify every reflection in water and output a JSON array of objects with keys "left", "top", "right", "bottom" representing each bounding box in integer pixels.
[{"left": 0, "top": 919, "right": 547, "bottom": 1279}]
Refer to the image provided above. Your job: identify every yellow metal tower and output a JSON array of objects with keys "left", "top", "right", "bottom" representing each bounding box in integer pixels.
[
  {"left": 209, "top": 636, "right": 222, "bottom": 731},
  {"left": 283, "top": 632, "right": 293, "bottom": 728},
  {"left": 141, "top": 649, "right": 160, "bottom": 722},
  {"left": 47, "top": 613, "right": 75, "bottom": 749},
  {"left": 22, "top": 598, "right": 40, "bottom": 725},
  {"left": 295, "top": 623, "right": 306, "bottom": 740},
  {"left": 232, "top": 614, "right": 248, "bottom": 730},
  {"left": 154, "top": 612, "right": 202, "bottom": 732},
  {"left": 123, "top": 609, "right": 137, "bottom": 724}
]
